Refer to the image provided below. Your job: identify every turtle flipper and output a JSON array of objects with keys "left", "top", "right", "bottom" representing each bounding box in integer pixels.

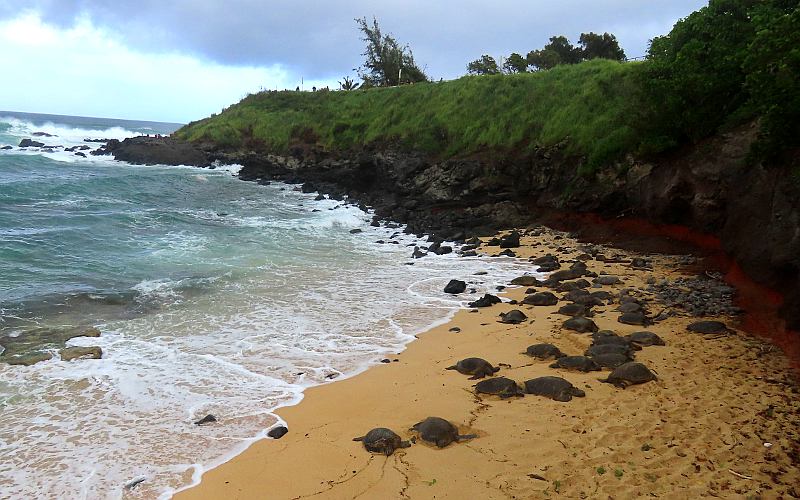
[
  {"left": 445, "top": 365, "right": 457, "bottom": 371},
  {"left": 553, "top": 392, "right": 572, "bottom": 402},
  {"left": 353, "top": 436, "right": 365, "bottom": 441},
  {"left": 456, "top": 433, "right": 478, "bottom": 442}
]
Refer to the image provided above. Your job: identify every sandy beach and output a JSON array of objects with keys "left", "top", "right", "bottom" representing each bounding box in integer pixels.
[{"left": 174, "top": 227, "right": 800, "bottom": 500}]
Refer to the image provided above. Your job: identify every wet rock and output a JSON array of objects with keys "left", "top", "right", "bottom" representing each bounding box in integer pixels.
[
  {"left": 349, "top": 228, "right": 363, "bottom": 234},
  {"left": 19, "top": 139, "right": 45, "bottom": 148},
  {"left": 5, "top": 351, "right": 53, "bottom": 366},
  {"left": 1, "top": 145, "right": 12, "bottom": 150},
  {"left": 268, "top": 426, "right": 289, "bottom": 439},
  {"left": 411, "top": 247, "right": 427, "bottom": 259},
  {"left": 499, "top": 231, "right": 521, "bottom": 248},
  {"left": 59, "top": 346, "right": 102, "bottom": 361},
  {"left": 510, "top": 275, "right": 543, "bottom": 286},
  {"left": 444, "top": 279, "right": 467, "bottom": 294},
  {"left": 468, "top": 294, "right": 502, "bottom": 308},
  {"left": 194, "top": 414, "right": 217, "bottom": 425},
  {"left": 497, "top": 249, "right": 516, "bottom": 257}
]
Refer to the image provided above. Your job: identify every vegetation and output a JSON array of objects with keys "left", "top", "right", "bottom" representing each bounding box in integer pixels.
[
  {"left": 177, "top": 59, "right": 642, "bottom": 169},
  {"left": 641, "top": 0, "right": 800, "bottom": 161},
  {"left": 468, "top": 32, "right": 626, "bottom": 75},
  {"left": 355, "top": 17, "right": 427, "bottom": 87},
  {"left": 466, "top": 55, "right": 500, "bottom": 75},
  {"left": 178, "top": 1, "right": 799, "bottom": 169}
]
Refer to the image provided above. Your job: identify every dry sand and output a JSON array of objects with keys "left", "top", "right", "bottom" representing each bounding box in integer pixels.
[{"left": 174, "top": 228, "right": 800, "bottom": 499}]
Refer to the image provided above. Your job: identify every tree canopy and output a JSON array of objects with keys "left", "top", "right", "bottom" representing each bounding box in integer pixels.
[
  {"left": 467, "top": 55, "right": 500, "bottom": 75},
  {"left": 355, "top": 17, "right": 428, "bottom": 87}
]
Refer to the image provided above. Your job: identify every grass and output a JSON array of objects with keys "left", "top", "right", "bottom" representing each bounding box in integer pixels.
[{"left": 177, "top": 59, "right": 645, "bottom": 169}]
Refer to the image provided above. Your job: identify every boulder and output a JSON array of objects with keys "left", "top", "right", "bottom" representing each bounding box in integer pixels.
[
  {"left": 444, "top": 279, "right": 467, "bottom": 294},
  {"left": 19, "top": 139, "right": 45, "bottom": 148},
  {"left": 59, "top": 346, "right": 102, "bottom": 361},
  {"left": 499, "top": 231, "right": 521, "bottom": 248},
  {"left": 268, "top": 426, "right": 289, "bottom": 439},
  {"left": 468, "top": 294, "right": 502, "bottom": 308}
]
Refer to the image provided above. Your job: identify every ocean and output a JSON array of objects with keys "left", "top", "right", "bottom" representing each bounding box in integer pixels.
[{"left": 0, "top": 111, "right": 534, "bottom": 498}]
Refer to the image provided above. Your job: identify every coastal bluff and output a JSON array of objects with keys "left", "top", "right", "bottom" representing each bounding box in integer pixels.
[{"left": 99, "top": 130, "right": 800, "bottom": 333}]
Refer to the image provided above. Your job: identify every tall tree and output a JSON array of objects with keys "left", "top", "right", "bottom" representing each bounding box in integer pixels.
[
  {"left": 578, "top": 32, "right": 626, "bottom": 61},
  {"left": 543, "top": 36, "right": 581, "bottom": 64},
  {"left": 503, "top": 52, "right": 528, "bottom": 73},
  {"left": 467, "top": 55, "right": 500, "bottom": 75},
  {"left": 355, "top": 17, "right": 428, "bottom": 87}
]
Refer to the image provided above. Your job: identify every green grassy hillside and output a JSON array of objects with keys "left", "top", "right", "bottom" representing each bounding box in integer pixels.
[{"left": 177, "top": 59, "right": 643, "bottom": 168}]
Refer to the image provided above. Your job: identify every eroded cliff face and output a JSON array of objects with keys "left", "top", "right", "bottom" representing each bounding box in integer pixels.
[
  {"left": 102, "top": 125, "right": 799, "bottom": 330},
  {"left": 221, "top": 124, "right": 799, "bottom": 330}
]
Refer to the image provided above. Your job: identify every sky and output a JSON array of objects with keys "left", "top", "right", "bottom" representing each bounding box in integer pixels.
[{"left": 0, "top": 1, "right": 707, "bottom": 123}]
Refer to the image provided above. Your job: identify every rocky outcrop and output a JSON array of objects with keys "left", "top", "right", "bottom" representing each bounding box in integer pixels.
[
  {"left": 92, "top": 127, "right": 799, "bottom": 330},
  {"left": 94, "top": 136, "right": 211, "bottom": 167},
  {"left": 19, "top": 139, "right": 45, "bottom": 148}
]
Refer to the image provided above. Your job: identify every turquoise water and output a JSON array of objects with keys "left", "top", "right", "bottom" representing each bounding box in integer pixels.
[{"left": 0, "top": 112, "right": 534, "bottom": 498}]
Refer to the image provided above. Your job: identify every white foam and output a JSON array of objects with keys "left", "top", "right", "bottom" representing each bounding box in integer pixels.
[{"left": 0, "top": 172, "right": 543, "bottom": 499}]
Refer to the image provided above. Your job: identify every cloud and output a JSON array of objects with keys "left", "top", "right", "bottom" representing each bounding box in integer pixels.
[
  {"left": 0, "top": 13, "right": 332, "bottom": 122},
  {"left": 0, "top": 1, "right": 709, "bottom": 121},
  {"left": 1, "top": 0, "right": 707, "bottom": 80}
]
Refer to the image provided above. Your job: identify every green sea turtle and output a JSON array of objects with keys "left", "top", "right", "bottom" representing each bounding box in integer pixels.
[
  {"left": 601, "top": 362, "right": 658, "bottom": 388},
  {"left": 584, "top": 344, "right": 634, "bottom": 358},
  {"left": 562, "top": 317, "right": 599, "bottom": 333},
  {"left": 549, "top": 355, "right": 601, "bottom": 372},
  {"left": 522, "top": 292, "right": 559, "bottom": 306},
  {"left": 590, "top": 352, "right": 633, "bottom": 369},
  {"left": 556, "top": 303, "right": 591, "bottom": 317},
  {"left": 525, "top": 343, "right": 566, "bottom": 360},
  {"left": 616, "top": 302, "right": 643, "bottom": 314},
  {"left": 555, "top": 279, "right": 591, "bottom": 292},
  {"left": 687, "top": 321, "right": 730, "bottom": 335},
  {"left": 446, "top": 357, "right": 500, "bottom": 379},
  {"left": 499, "top": 310, "right": 528, "bottom": 324},
  {"left": 474, "top": 377, "right": 524, "bottom": 398},
  {"left": 524, "top": 376, "right": 586, "bottom": 402},
  {"left": 618, "top": 312, "right": 650, "bottom": 326},
  {"left": 410, "top": 417, "right": 477, "bottom": 448},
  {"left": 353, "top": 428, "right": 412, "bottom": 455},
  {"left": 626, "top": 331, "right": 666, "bottom": 347}
]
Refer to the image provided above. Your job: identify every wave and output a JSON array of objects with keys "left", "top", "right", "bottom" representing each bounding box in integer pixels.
[{"left": 0, "top": 116, "right": 141, "bottom": 147}]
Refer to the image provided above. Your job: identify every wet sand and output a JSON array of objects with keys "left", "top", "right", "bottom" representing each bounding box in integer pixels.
[{"left": 174, "top": 228, "right": 800, "bottom": 499}]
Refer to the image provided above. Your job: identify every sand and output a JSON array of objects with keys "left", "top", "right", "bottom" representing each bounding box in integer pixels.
[{"left": 174, "top": 228, "right": 800, "bottom": 499}]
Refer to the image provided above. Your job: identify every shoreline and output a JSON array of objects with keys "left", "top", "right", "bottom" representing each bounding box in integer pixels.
[{"left": 172, "top": 227, "right": 800, "bottom": 499}]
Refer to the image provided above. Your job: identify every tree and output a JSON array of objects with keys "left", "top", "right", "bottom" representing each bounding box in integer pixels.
[
  {"left": 526, "top": 49, "right": 562, "bottom": 71},
  {"left": 467, "top": 55, "right": 500, "bottom": 75},
  {"left": 578, "top": 32, "right": 626, "bottom": 61},
  {"left": 543, "top": 36, "right": 581, "bottom": 64},
  {"left": 503, "top": 52, "right": 528, "bottom": 73},
  {"left": 355, "top": 17, "right": 428, "bottom": 86}
]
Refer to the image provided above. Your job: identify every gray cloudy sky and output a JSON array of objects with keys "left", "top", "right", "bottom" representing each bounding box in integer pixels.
[{"left": 0, "top": 1, "right": 706, "bottom": 122}]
